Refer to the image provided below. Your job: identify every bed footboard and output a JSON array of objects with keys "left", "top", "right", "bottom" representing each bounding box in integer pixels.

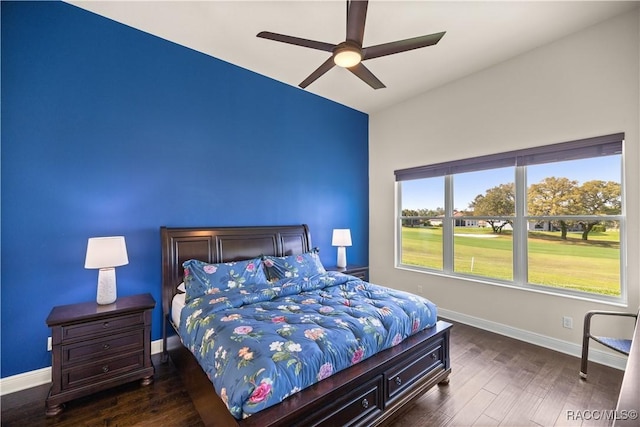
[{"left": 166, "top": 317, "right": 451, "bottom": 427}]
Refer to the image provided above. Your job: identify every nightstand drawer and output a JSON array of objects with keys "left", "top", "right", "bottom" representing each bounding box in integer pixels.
[
  {"left": 347, "top": 268, "right": 368, "bottom": 281},
  {"left": 62, "top": 352, "right": 144, "bottom": 390},
  {"left": 62, "top": 312, "right": 145, "bottom": 341},
  {"left": 327, "top": 265, "right": 369, "bottom": 281},
  {"left": 62, "top": 330, "right": 144, "bottom": 365}
]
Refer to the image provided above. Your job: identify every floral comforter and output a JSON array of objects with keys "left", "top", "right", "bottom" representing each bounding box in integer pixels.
[{"left": 178, "top": 271, "right": 437, "bottom": 419}]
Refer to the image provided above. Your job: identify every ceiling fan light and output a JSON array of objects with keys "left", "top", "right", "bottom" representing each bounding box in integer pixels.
[{"left": 334, "top": 48, "right": 362, "bottom": 68}]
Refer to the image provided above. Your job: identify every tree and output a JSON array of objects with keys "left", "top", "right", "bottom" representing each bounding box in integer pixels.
[
  {"left": 576, "top": 180, "right": 621, "bottom": 240},
  {"left": 527, "top": 177, "right": 578, "bottom": 239},
  {"left": 401, "top": 209, "right": 421, "bottom": 227},
  {"left": 401, "top": 207, "right": 445, "bottom": 227},
  {"left": 469, "top": 183, "right": 515, "bottom": 233}
]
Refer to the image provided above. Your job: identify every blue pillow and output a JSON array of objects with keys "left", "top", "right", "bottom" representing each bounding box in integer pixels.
[
  {"left": 262, "top": 251, "right": 326, "bottom": 281},
  {"left": 183, "top": 258, "right": 269, "bottom": 301}
]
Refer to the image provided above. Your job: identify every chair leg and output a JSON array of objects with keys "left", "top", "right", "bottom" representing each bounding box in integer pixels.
[
  {"left": 580, "top": 336, "right": 589, "bottom": 379},
  {"left": 580, "top": 314, "right": 593, "bottom": 380}
]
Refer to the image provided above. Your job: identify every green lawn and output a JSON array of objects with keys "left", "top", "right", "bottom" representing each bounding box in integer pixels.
[{"left": 401, "top": 226, "right": 620, "bottom": 296}]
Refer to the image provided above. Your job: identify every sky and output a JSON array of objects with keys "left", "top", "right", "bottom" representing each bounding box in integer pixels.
[{"left": 401, "top": 155, "right": 622, "bottom": 211}]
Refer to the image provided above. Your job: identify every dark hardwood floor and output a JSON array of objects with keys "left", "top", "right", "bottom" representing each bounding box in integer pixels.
[
  {"left": 1, "top": 321, "right": 623, "bottom": 426},
  {"left": 389, "top": 321, "right": 623, "bottom": 427}
]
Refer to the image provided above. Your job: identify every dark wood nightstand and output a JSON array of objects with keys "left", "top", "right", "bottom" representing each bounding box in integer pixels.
[
  {"left": 327, "top": 265, "right": 369, "bottom": 281},
  {"left": 45, "top": 293, "right": 155, "bottom": 416}
]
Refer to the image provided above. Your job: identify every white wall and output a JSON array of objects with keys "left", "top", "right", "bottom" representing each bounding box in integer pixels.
[{"left": 369, "top": 9, "right": 640, "bottom": 359}]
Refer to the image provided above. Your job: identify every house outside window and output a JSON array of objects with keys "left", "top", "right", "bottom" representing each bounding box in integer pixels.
[{"left": 395, "top": 133, "right": 625, "bottom": 302}]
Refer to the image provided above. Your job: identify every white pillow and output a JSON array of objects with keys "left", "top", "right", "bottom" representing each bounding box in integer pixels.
[{"left": 177, "top": 282, "right": 186, "bottom": 293}]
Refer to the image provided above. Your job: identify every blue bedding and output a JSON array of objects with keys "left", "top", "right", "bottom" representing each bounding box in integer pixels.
[{"left": 178, "top": 271, "right": 437, "bottom": 419}]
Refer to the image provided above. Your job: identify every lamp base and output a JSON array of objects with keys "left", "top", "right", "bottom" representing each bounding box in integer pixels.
[
  {"left": 336, "top": 246, "right": 347, "bottom": 269},
  {"left": 96, "top": 268, "right": 117, "bottom": 305}
]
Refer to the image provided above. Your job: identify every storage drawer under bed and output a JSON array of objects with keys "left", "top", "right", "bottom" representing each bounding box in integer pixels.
[
  {"left": 297, "top": 375, "right": 384, "bottom": 427},
  {"left": 384, "top": 337, "right": 445, "bottom": 400}
]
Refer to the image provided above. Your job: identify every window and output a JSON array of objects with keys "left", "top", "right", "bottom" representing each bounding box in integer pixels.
[
  {"left": 396, "top": 133, "right": 624, "bottom": 301},
  {"left": 454, "top": 168, "right": 514, "bottom": 281},
  {"left": 400, "top": 177, "right": 444, "bottom": 270}
]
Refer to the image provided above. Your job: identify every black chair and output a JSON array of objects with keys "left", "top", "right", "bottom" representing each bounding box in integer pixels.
[{"left": 580, "top": 308, "right": 638, "bottom": 379}]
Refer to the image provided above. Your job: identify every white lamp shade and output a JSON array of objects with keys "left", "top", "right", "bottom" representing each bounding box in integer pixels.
[
  {"left": 332, "top": 229, "right": 352, "bottom": 247},
  {"left": 85, "top": 236, "right": 129, "bottom": 269}
]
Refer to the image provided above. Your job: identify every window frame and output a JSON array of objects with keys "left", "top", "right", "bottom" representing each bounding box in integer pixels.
[{"left": 395, "top": 133, "right": 626, "bottom": 304}]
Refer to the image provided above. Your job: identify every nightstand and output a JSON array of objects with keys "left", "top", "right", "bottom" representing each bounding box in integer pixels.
[
  {"left": 327, "top": 265, "right": 369, "bottom": 281},
  {"left": 45, "top": 293, "right": 155, "bottom": 416}
]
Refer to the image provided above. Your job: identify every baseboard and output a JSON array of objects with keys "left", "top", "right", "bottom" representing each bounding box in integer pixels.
[
  {"left": 0, "top": 366, "right": 52, "bottom": 397},
  {"left": 0, "top": 339, "right": 165, "bottom": 396},
  {"left": 438, "top": 308, "right": 627, "bottom": 371}
]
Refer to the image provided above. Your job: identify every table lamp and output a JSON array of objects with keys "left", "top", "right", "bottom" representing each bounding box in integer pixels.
[
  {"left": 332, "top": 229, "right": 352, "bottom": 269},
  {"left": 85, "top": 236, "right": 129, "bottom": 305}
]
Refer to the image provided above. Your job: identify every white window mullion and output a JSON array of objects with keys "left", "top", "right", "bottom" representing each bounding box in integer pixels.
[
  {"left": 443, "top": 175, "right": 454, "bottom": 273},
  {"left": 395, "top": 181, "right": 402, "bottom": 267},
  {"left": 513, "top": 165, "right": 528, "bottom": 284},
  {"left": 619, "top": 147, "right": 627, "bottom": 303}
]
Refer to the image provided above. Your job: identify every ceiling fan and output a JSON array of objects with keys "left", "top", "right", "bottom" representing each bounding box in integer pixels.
[{"left": 257, "top": 0, "right": 445, "bottom": 90}]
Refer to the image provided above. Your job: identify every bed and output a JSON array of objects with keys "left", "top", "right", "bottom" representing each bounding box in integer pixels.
[{"left": 161, "top": 224, "right": 451, "bottom": 426}]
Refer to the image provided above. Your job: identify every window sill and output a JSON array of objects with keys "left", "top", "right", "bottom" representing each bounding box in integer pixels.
[{"left": 395, "top": 264, "right": 628, "bottom": 308}]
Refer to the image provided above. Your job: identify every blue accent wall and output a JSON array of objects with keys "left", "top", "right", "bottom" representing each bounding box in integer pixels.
[{"left": 1, "top": 2, "right": 368, "bottom": 378}]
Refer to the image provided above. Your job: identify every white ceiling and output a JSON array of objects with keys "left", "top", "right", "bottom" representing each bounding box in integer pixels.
[{"left": 67, "top": 1, "right": 638, "bottom": 114}]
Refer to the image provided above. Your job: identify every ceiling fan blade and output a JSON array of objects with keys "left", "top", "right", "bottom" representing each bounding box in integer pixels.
[
  {"left": 348, "top": 63, "right": 385, "bottom": 89},
  {"left": 257, "top": 31, "right": 335, "bottom": 52},
  {"left": 300, "top": 56, "right": 336, "bottom": 88},
  {"left": 346, "top": 0, "right": 368, "bottom": 45},
  {"left": 362, "top": 31, "right": 445, "bottom": 61}
]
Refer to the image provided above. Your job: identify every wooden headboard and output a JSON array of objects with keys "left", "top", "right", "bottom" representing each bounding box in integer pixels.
[{"left": 160, "top": 224, "right": 312, "bottom": 318}]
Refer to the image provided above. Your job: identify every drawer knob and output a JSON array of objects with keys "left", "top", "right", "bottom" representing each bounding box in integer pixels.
[
  {"left": 102, "top": 365, "right": 110, "bottom": 373},
  {"left": 395, "top": 376, "right": 402, "bottom": 386},
  {"left": 431, "top": 352, "right": 437, "bottom": 360},
  {"left": 361, "top": 398, "right": 369, "bottom": 409},
  {"left": 103, "top": 343, "right": 111, "bottom": 350},
  {"left": 103, "top": 322, "right": 110, "bottom": 328}
]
